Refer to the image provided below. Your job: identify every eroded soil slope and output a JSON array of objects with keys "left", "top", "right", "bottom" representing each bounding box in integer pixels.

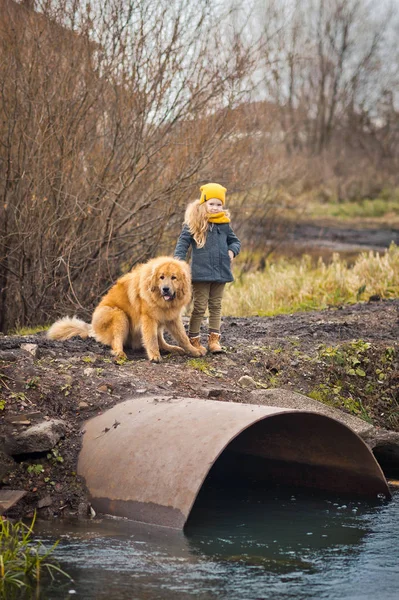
[{"left": 1, "top": 298, "right": 398, "bottom": 519}]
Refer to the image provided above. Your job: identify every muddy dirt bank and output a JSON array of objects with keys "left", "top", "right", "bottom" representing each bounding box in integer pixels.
[
  {"left": 286, "top": 221, "right": 399, "bottom": 253},
  {"left": 243, "top": 217, "right": 399, "bottom": 259},
  {"left": 0, "top": 298, "right": 398, "bottom": 519}
]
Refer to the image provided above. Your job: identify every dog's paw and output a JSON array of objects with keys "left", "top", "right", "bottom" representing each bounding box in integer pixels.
[
  {"left": 168, "top": 345, "right": 185, "bottom": 355},
  {"left": 111, "top": 350, "right": 127, "bottom": 360},
  {"left": 149, "top": 355, "right": 162, "bottom": 363},
  {"left": 190, "top": 347, "right": 207, "bottom": 357}
]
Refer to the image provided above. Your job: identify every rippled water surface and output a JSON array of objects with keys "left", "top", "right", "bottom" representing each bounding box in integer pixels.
[{"left": 33, "top": 485, "right": 398, "bottom": 600}]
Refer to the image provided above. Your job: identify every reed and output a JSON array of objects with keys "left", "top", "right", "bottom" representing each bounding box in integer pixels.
[
  {"left": 0, "top": 513, "right": 70, "bottom": 596},
  {"left": 224, "top": 244, "right": 399, "bottom": 317}
]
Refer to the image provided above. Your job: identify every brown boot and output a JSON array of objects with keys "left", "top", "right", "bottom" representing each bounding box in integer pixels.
[
  {"left": 189, "top": 335, "right": 207, "bottom": 354},
  {"left": 208, "top": 332, "right": 224, "bottom": 354}
]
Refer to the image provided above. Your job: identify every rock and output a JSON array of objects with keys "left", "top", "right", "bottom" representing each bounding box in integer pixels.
[
  {"left": 0, "top": 450, "right": 16, "bottom": 480},
  {"left": 203, "top": 387, "right": 224, "bottom": 398},
  {"left": 0, "top": 350, "right": 18, "bottom": 362},
  {"left": 5, "top": 419, "right": 66, "bottom": 455},
  {"left": 37, "top": 495, "right": 52, "bottom": 509},
  {"left": 78, "top": 402, "right": 89, "bottom": 410},
  {"left": 83, "top": 367, "right": 95, "bottom": 376},
  {"left": 20, "top": 343, "right": 40, "bottom": 358},
  {"left": 6, "top": 413, "right": 38, "bottom": 424},
  {"left": 249, "top": 388, "right": 374, "bottom": 436},
  {"left": 367, "top": 429, "right": 399, "bottom": 448},
  {"left": 0, "top": 490, "right": 26, "bottom": 514},
  {"left": 238, "top": 375, "right": 257, "bottom": 389},
  {"left": 77, "top": 501, "right": 89, "bottom": 517},
  {"left": 364, "top": 429, "right": 399, "bottom": 471}
]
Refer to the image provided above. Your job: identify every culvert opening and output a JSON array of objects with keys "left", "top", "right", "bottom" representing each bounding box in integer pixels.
[
  {"left": 186, "top": 412, "right": 390, "bottom": 527},
  {"left": 373, "top": 445, "right": 399, "bottom": 479}
]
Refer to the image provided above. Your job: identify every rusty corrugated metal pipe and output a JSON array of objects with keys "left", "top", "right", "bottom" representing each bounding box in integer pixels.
[{"left": 77, "top": 396, "right": 390, "bottom": 528}]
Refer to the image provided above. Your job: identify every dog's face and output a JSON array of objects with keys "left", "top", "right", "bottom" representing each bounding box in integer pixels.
[{"left": 150, "top": 259, "right": 190, "bottom": 304}]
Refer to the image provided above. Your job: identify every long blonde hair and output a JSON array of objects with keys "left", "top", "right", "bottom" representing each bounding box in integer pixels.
[{"left": 184, "top": 200, "right": 231, "bottom": 248}]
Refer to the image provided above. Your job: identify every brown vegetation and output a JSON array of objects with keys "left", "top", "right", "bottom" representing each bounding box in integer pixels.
[
  {"left": 1, "top": 0, "right": 398, "bottom": 332},
  {"left": 0, "top": 0, "right": 260, "bottom": 331}
]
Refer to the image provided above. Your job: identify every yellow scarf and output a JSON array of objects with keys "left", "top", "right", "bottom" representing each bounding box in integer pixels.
[{"left": 207, "top": 211, "right": 230, "bottom": 224}]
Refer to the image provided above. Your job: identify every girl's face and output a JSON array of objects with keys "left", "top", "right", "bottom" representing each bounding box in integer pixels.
[{"left": 205, "top": 198, "right": 224, "bottom": 213}]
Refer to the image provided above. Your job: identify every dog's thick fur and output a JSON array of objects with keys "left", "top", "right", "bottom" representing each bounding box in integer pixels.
[{"left": 47, "top": 256, "right": 206, "bottom": 362}]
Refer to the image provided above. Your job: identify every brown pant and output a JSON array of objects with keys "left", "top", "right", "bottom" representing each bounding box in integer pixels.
[{"left": 189, "top": 281, "right": 226, "bottom": 336}]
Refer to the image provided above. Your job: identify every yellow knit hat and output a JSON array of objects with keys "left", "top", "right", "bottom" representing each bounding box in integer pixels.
[{"left": 199, "top": 182, "right": 227, "bottom": 205}]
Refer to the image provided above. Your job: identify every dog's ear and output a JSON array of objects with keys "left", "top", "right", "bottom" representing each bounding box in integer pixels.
[
  {"left": 177, "top": 261, "right": 191, "bottom": 299},
  {"left": 149, "top": 265, "right": 159, "bottom": 293}
]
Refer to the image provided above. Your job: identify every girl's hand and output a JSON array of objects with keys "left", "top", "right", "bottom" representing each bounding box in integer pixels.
[{"left": 228, "top": 250, "right": 234, "bottom": 262}]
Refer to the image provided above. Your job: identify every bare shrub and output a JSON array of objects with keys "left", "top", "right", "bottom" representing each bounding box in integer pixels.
[
  {"left": 0, "top": 0, "right": 260, "bottom": 331},
  {"left": 2, "top": 1, "right": 398, "bottom": 331}
]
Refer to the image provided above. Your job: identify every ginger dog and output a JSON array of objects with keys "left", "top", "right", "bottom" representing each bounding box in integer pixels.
[{"left": 47, "top": 256, "right": 206, "bottom": 362}]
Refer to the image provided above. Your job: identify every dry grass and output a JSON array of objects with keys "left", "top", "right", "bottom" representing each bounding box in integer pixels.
[{"left": 223, "top": 244, "right": 399, "bottom": 317}]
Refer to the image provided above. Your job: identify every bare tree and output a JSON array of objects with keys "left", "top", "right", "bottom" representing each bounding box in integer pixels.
[
  {"left": 2, "top": 0, "right": 398, "bottom": 331},
  {"left": 258, "top": 0, "right": 399, "bottom": 183},
  {"left": 0, "top": 0, "right": 259, "bottom": 331}
]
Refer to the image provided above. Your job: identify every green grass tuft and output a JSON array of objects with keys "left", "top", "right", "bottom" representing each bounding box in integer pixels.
[
  {"left": 0, "top": 512, "right": 71, "bottom": 596},
  {"left": 9, "top": 325, "right": 49, "bottom": 336},
  {"left": 186, "top": 358, "right": 217, "bottom": 376}
]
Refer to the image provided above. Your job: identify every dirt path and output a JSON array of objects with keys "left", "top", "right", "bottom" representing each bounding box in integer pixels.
[{"left": 1, "top": 298, "right": 398, "bottom": 519}]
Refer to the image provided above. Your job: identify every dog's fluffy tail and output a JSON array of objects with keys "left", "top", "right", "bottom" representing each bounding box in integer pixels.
[{"left": 47, "top": 316, "right": 92, "bottom": 340}]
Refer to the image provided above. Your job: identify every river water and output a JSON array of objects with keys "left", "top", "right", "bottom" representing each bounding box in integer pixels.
[{"left": 29, "top": 482, "right": 399, "bottom": 600}]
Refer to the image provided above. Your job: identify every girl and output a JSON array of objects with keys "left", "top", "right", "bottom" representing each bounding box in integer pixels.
[{"left": 174, "top": 182, "right": 241, "bottom": 353}]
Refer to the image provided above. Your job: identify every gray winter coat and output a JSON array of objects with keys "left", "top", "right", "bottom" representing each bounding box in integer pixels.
[{"left": 174, "top": 223, "right": 241, "bottom": 283}]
